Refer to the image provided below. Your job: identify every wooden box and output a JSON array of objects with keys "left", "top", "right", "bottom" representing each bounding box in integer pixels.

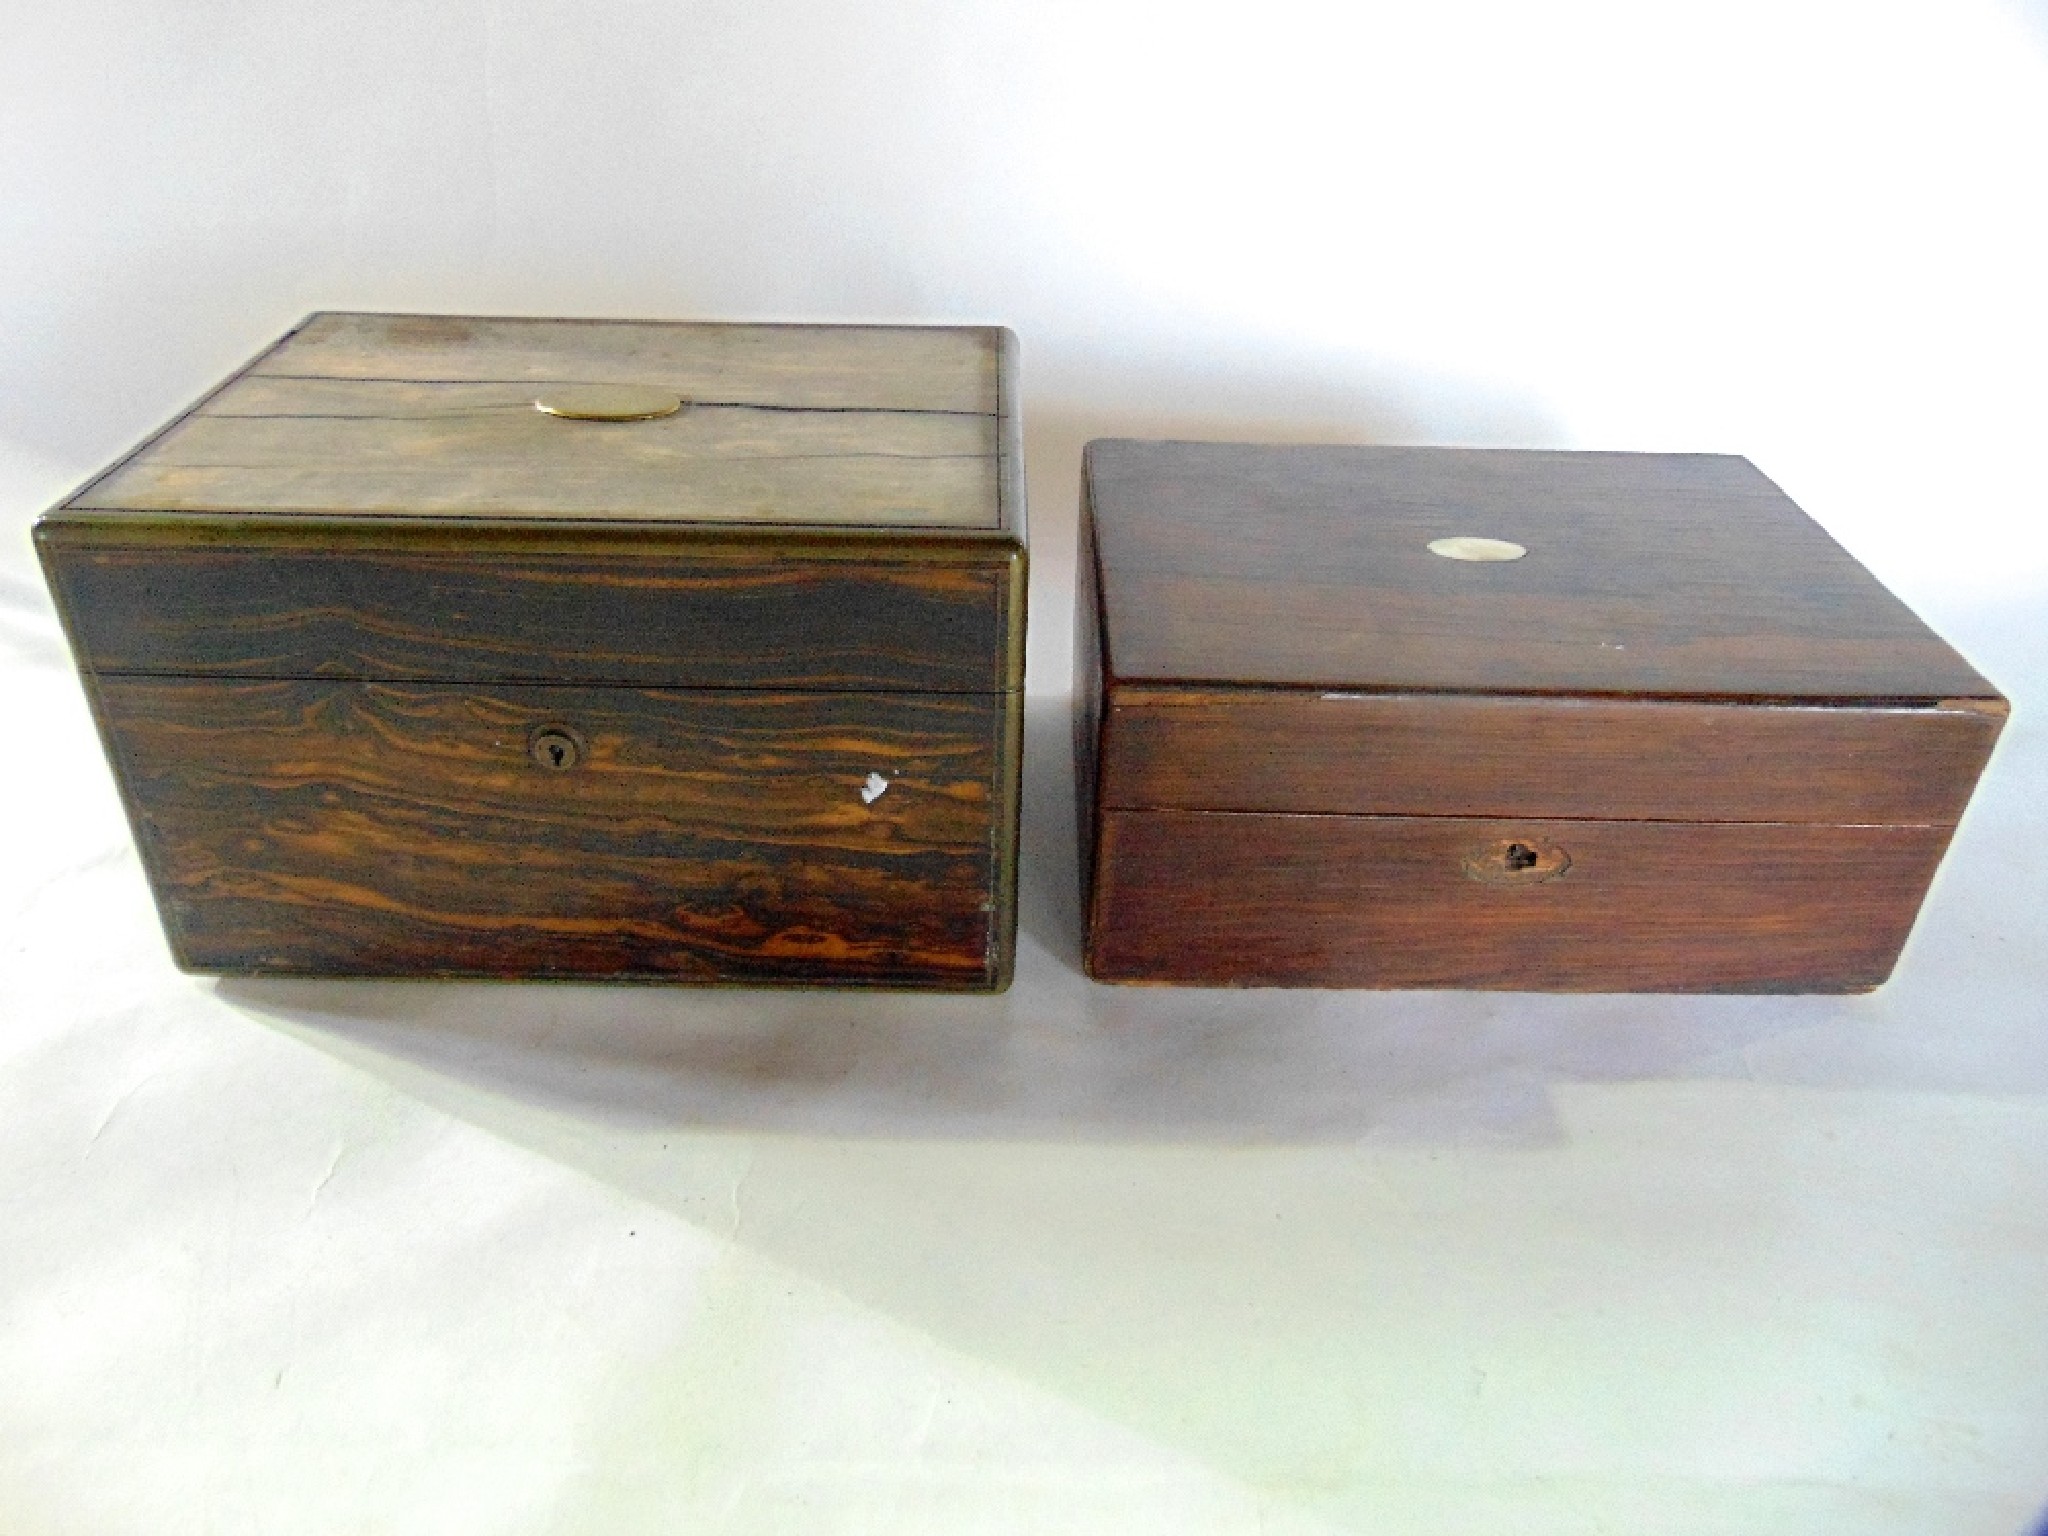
[
  {"left": 1075, "top": 440, "right": 2004, "bottom": 991},
  {"left": 37, "top": 314, "right": 1026, "bottom": 990}
]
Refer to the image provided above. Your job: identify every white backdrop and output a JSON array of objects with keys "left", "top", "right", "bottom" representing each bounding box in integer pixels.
[{"left": 5, "top": 3, "right": 2048, "bottom": 1533}]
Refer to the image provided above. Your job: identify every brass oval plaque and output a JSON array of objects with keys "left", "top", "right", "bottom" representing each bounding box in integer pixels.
[
  {"left": 1428, "top": 535, "right": 1527, "bottom": 562},
  {"left": 1462, "top": 837, "right": 1570, "bottom": 886},
  {"left": 534, "top": 386, "right": 684, "bottom": 422}
]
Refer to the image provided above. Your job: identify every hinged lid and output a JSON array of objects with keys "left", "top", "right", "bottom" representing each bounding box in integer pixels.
[
  {"left": 37, "top": 316, "right": 1027, "bottom": 694},
  {"left": 1085, "top": 439, "right": 1993, "bottom": 702},
  {"left": 56, "top": 313, "right": 1023, "bottom": 538},
  {"left": 1083, "top": 441, "right": 2004, "bottom": 826}
]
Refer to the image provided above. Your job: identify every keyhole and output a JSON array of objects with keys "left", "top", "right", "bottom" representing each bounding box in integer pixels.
[
  {"left": 1463, "top": 836, "right": 1570, "bottom": 885},
  {"left": 529, "top": 728, "right": 581, "bottom": 771}
]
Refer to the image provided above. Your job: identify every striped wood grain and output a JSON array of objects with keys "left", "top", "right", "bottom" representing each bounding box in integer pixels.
[{"left": 99, "top": 676, "right": 1010, "bottom": 986}]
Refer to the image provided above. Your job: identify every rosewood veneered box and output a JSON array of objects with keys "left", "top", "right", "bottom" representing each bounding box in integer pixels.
[
  {"left": 1075, "top": 440, "right": 2004, "bottom": 991},
  {"left": 37, "top": 313, "right": 1026, "bottom": 989}
]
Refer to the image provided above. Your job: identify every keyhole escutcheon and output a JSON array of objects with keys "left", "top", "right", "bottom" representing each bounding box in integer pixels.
[
  {"left": 529, "top": 727, "right": 582, "bottom": 772},
  {"left": 1462, "top": 835, "right": 1570, "bottom": 886}
]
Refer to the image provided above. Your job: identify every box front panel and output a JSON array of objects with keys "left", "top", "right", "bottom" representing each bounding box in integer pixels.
[
  {"left": 99, "top": 676, "right": 1008, "bottom": 987},
  {"left": 44, "top": 537, "right": 1012, "bottom": 694},
  {"left": 1087, "top": 809, "right": 1954, "bottom": 992},
  {"left": 1099, "top": 691, "right": 2004, "bottom": 826}
]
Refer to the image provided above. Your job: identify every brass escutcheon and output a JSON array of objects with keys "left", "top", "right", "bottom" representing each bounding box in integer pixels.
[
  {"left": 529, "top": 727, "right": 582, "bottom": 771},
  {"left": 1462, "top": 836, "right": 1570, "bottom": 886},
  {"left": 534, "top": 385, "right": 685, "bottom": 422}
]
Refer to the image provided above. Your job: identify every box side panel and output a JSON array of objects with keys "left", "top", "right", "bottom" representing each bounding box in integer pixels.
[
  {"left": 1100, "top": 690, "right": 2003, "bottom": 826},
  {"left": 1074, "top": 476, "right": 1110, "bottom": 953},
  {"left": 1088, "top": 809, "right": 1954, "bottom": 992},
  {"left": 985, "top": 682, "right": 1024, "bottom": 994},
  {"left": 995, "top": 327, "right": 1026, "bottom": 545},
  {"left": 31, "top": 530, "right": 205, "bottom": 972},
  {"left": 96, "top": 676, "right": 1006, "bottom": 988},
  {"left": 39, "top": 531, "right": 1011, "bottom": 694}
]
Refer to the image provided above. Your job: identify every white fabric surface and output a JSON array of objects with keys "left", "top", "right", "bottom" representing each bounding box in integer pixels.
[
  {"left": 3, "top": 430, "right": 2045, "bottom": 1534},
  {"left": 7, "top": 1, "right": 2048, "bottom": 1523}
]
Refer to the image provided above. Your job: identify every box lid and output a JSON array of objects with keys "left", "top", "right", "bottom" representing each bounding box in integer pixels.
[
  {"left": 37, "top": 316, "right": 1027, "bottom": 695},
  {"left": 56, "top": 313, "right": 1022, "bottom": 542},
  {"left": 1085, "top": 440, "right": 1995, "bottom": 703}
]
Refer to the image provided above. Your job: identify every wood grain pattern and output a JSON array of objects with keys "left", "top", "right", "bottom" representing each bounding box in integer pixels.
[
  {"left": 1084, "top": 440, "right": 1998, "bottom": 701},
  {"left": 44, "top": 319, "right": 1040, "bottom": 987},
  {"left": 99, "top": 676, "right": 1009, "bottom": 986},
  {"left": 1074, "top": 438, "right": 2004, "bottom": 992},
  {"left": 75, "top": 379, "right": 1000, "bottom": 526},
  {"left": 1086, "top": 809, "right": 1953, "bottom": 991},
  {"left": 248, "top": 313, "right": 1002, "bottom": 413},
  {"left": 37, "top": 315, "right": 1028, "bottom": 987},
  {"left": 41, "top": 538, "right": 1015, "bottom": 693},
  {"left": 62, "top": 316, "right": 1020, "bottom": 536},
  {"left": 1099, "top": 689, "right": 2004, "bottom": 825}
]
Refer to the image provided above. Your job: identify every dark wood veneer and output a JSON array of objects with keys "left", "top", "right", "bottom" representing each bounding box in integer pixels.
[
  {"left": 1077, "top": 440, "right": 2005, "bottom": 991},
  {"left": 1100, "top": 689, "right": 2001, "bottom": 826},
  {"left": 101, "top": 677, "right": 1007, "bottom": 986},
  {"left": 1090, "top": 810, "right": 1952, "bottom": 992},
  {"left": 39, "top": 315, "right": 1028, "bottom": 988},
  {"left": 1086, "top": 441, "right": 1998, "bottom": 701},
  {"left": 41, "top": 538, "right": 1013, "bottom": 693}
]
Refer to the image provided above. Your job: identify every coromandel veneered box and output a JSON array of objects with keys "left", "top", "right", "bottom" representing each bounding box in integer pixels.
[
  {"left": 37, "top": 313, "right": 1026, "bottom": 989},
  {"left": 1075, "top": 440, "right": 2003, "bottom": 991}
]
